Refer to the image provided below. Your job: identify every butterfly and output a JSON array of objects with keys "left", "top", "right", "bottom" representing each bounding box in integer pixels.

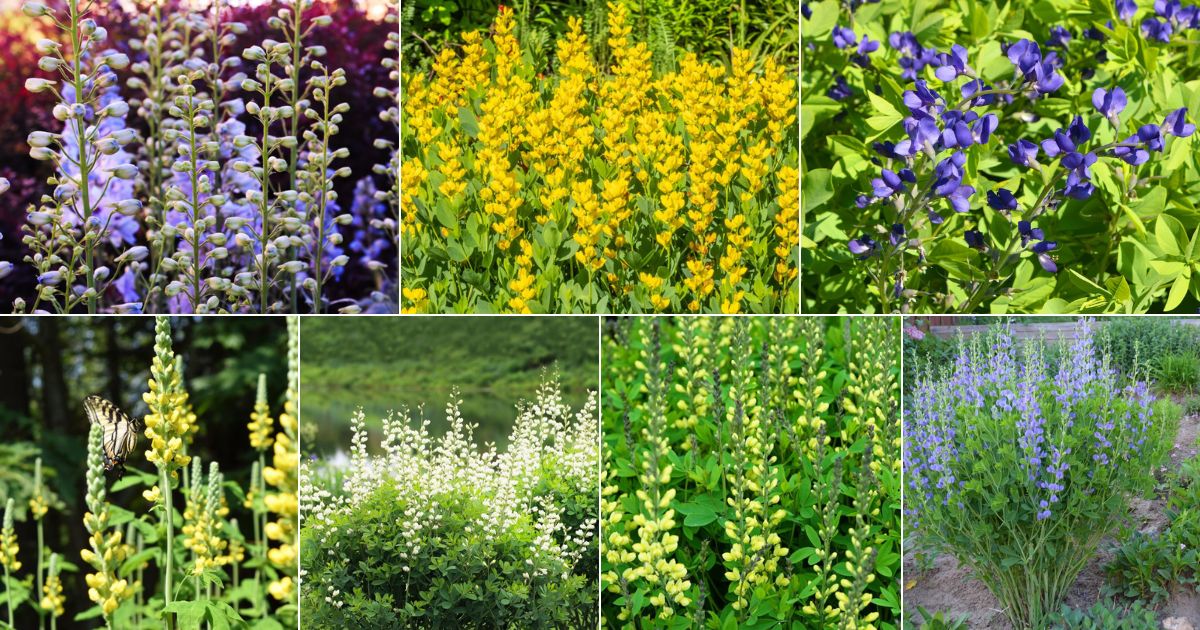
[{"left": 84, "top": 395, "right": 143, "bottom": 477}]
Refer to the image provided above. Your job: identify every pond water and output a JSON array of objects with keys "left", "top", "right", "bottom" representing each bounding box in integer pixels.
[{"left": 304, "top": 387, "right": 591, "bottom": 460}]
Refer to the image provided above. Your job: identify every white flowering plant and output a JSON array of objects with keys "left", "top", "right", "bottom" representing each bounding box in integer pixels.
[{"left": 301, "top": 379, "right": 600, "bottom": 628}]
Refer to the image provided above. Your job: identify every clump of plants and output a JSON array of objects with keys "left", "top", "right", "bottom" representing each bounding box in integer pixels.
[
  {"left": 10, "top": 0, "right": 397, "bottom": 313},
  {"left": 300, "top": 380, "right": 600, "bottom": 628},
  {"left": 802, "top": 0, "right": 1200, "bottom": 313},
  {"left": 401, "top": 2, "right": 798, "bottom": 314},
  {"left": 1104, "top": 455, "right": 1200, "bottom": 603},
  {"left": 906, "top": 319, "right": 1178, "bottom": 629},
  {"left": 601, "top": 317, "right": 901, "bottom": 627},
  {"left": 0, "top": 315, "right": 298, "bottom": 628}
]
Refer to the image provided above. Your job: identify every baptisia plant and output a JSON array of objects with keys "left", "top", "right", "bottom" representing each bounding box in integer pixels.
[
  {"left": 843, "top": 33, "right": 1193, "bottom": 313},
  {"left": 21, "top": 0, "right": 143, "bottom": 314},
  {"left": 905, "top": 319, "right": 1178, "bottom": 628}
]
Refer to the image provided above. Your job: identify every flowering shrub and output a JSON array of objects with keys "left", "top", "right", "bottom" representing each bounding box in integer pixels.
[
  {"left": 300, "top": 380, "right": 599, "bottom": 627},
  {"left": 905, "top": 320, "right": 1179, "bottom": 628},
  {"left": 802, "top": 0, "right": 1200, "bottom": 313},
  {"left": 4, "top": 0, "right": 397, "bottom": 313},
  {"left": 602, "top": 317, "right": 900, "bottom": 627},
  {"left": 401, "top": 3, "right": 798, "bottom": 314}
]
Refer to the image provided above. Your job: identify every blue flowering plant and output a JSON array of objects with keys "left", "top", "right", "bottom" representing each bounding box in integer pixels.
[
  {"left": 803, "top": 0, "right": 1200, "bottom": 313},
  {"left": 12, "top": 0, "right": 398, "bottom": 314},
  {"left": 904, "top": 319, "right": 1179, "bottom": 628}
]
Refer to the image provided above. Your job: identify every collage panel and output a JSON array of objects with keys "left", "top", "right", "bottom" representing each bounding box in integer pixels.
[
  {"left": 399, "top": 0, "right": 800, "bottom": 315},
  {"left": 0, "top": 315, "right": 298, "bottom": 629},
  {"left": 903, "top": 316, "right": 1200, "bottom": 628},
  {"left": 298, "top": 316, "right": 601, "bottom": 627},
  {"left": 800, "top": 0, "right": 1200, "bottom": 315},
  {"left": 0, "top": 0, "right": 398, "bottom": 314},
  {"left": 601, "top": 316, "right": 901, "bottom": 628}
]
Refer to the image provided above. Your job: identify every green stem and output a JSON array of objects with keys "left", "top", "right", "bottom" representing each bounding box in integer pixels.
[
  {"left": 5, "top": 564, "right": 11, "bottom": 628},
  {"left": 37, "top": 520, "right": 44, "bottom": 630},
  {"left": 161, "top": 467, "right": 176, "bottom": 630}
]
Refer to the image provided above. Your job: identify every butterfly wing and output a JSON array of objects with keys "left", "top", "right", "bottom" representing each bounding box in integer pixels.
[{"left": 84, "top": 395, "right": 139, "bottom": 475}]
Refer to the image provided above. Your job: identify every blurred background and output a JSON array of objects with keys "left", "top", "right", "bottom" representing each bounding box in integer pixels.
[
  {"left": 0, "top": 315, "right": 288, "bottom": 626},
  {"left": 300, "top": 316, "right": 599, "bottom": 457}
]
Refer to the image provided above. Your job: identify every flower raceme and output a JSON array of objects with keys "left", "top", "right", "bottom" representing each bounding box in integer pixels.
[{"left": 401, "top": 4, "right": 798, "bottom": 314}]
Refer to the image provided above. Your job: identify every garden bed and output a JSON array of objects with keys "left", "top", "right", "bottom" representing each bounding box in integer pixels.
[{"left": 904, "top": 406, "right": 1200, "bottom": 628}]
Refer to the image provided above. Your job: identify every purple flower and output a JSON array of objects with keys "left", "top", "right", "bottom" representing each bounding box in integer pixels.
[
  {"left": 1041, "top": 129, "right": 1076, "bottom": 158},
  {"left": 973, "top": 113, "right": 999, "bottom": 144},
  {"left": 935, "top": 44, "right": 973, "bottom": 81},
  {"left": 1138, "top": 123, "right": 1165, "bottom": 151},
  {"left": 833, "top": 25, "right": 856, "bottom": 49},
  {"left": 960, "top": 79, "right": 997, "bottom": 107},
  {"left": 872, "top": 168, "right": 912, "bottom": 198},
  {"left": 941, "top": 118, "right": 974, "bottom": 149},
  {"left": 1047, "top": 26, "right": 1072, "bottom": 47},
  {"left": 1092, "top": 87, "right": 1127, "bottom": 127},
  {"left": 849, "top": 235, "right": 879, "bottom": 257},
  {"left": 1019, "top": 220, "right": 1045, "bottom": 246},
  {"left": 1112, "top": 136, "right": 1150, "bottom": 164},
  {"left": 1009, "top": 139, "right": 1040, "bottom": 168},
  {"left": 828, "top": 75, "right": 854, "bottom": 101},
  {"left": 857, "top": 35, "right": 880, "bottom": 55},
  {"left": 1033, "top": 241, "right": 1059, "bottom": 272},
  {"left": 1141, "top": 17, "right": 1173, "bottom": 42},
  {"left": 890, "top": 223, "right": 906, "bottom": 246},
  {"left": 1164, "top": 107, "right": 1195, "bottom": 137},
  {"left": 1117, "top": 0, "right": 1138, "bottom": 21},
  {"left": 987, "top": 188, "right": 1018, "bottom": 211},
  {"left": 1068, "top": 115, "right": 1092, "bottom": 144},
  {"left": 965, "top": 228, "right": 986, "bottom": 249},
  {"left": 903, "top": 80, "right": 944, "bottom": 116}
]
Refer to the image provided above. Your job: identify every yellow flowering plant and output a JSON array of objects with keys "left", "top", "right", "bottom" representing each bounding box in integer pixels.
[
  {"left": 602, "top": 317, "right": 901, "bottom": 628},
  {"left": 401, "top": 2, "right": 799, "bottom": 314}
]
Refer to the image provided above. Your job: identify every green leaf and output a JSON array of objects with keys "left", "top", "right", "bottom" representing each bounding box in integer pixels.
[
  {"left": 1166, "top": 269, "right": 1192, "bottom": 311},
  {"left": 1155, "top": 214, "right": 1186, "bottom": 256},
  {"left": 457, "top": 106, "right": 479, "bottom": 138},
  {"left": 865, "top": 91, "right": 904, "bottom": 132},
  {"left": 164, "top": 600, "right": 209, "bottom": 630}
]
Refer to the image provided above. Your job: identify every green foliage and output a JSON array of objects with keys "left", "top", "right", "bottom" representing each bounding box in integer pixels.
[
  {"left": 1182, "top": 394, "right": 1200, "bottom": 416},
  {"left": 906, "top": 320, "right": 1175, "bottom": 629},
  {"left": 601, "top": 317, "right": 901, "bottom": 628},
  {"left": 301, "top": 382, "right": 599, "bottom": 629},
  {"left": 1046, "top": 599, "right": 1159, "bottom": 630},
  {"left": 1102, "top": 319, "right": 1200, "bottom": 373},
  {"left": 403, "top": 0, "right": 799, "bottom": 71},
  {"left": 904, "top": 606, "right": 969, "bottom": 630},
  {"left": 1154, "top": 353, "right": 1200, "bottom": 392},
  {"left": 1104, "top": 455, "right": 1200, "bottom": 604}
]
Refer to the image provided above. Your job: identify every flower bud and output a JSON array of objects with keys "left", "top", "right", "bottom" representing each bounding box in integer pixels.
[
  {"left": 111, "top": 164, "right": 138, "bottom": 179},
  {"left": 27, "top": 131, "right": 53, "bottom": 148},
  {"left": 22, "top": 2, "right": 49, "bottom": 16},
  {"left": 38, "top": 57, "right": 60, "bottom": 72},
  {"left": 24, "top": 78, "right": 54, "bottom": 93},
  {"left": 104, "top": 53, "right": 129, "bottom": 69},
  {"left": 115, "top": 199, "right": 142, "bottom": 216}
]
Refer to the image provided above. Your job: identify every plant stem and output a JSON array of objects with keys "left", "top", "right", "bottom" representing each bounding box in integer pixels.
[
  {"left": 161, "top": 467, "right": 176, "bottom": 630},
  {"left": 37, "top": 519, "right": 44, "bottom": 630}
]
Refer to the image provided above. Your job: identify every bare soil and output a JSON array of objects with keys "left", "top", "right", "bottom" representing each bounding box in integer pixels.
[{"left": 903, "top": 409, "right": 1200, "bottom": 628}]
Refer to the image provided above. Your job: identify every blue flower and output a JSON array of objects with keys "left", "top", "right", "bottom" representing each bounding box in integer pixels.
[
  {"left": 987, "top": 188, "right": 1018, "bottom": 211},
  {"left": 1092, "top": 87, "right": 1127, "bottom": 126},
  {"left": 1141, "top": 17, "right": 1173, "bottom": 42},
  {"left": 872, "top": 168, "right": 912, "bottom": 198},
  {"left": 960, "top": 79, "right": 997, "bottom": 107},
  {"left": 1068, "top": 115, "right": 1092, "bottom": 144},
  {"left": 1137, "top": 123, "right": 1164, "bottom": 151},
  {"left": 828, "top": 75, "right": 854, "bottom": 101},
  {"left": 833, "top": 25, "right": 857, "bottom": 49},
  {"left": 964, "top": 228, "right": 986, "bottom": 249},
  {"left": 849, "top": 235, "right": 879, "bottom": 256},
  {"left": 1041, "top": 129, "right": 1076, "bottom": 158},
  {"left": 1009, "top": 138, "right": 1041, "bottom": 168},
  {"left": 1117, "top": 0, "right": 1138, "bottom": 21},
  {"left": 902, "top": 80, "right": 944, "bottom": 116},
  {"left": 1112, "top": 136, "right": 1150, "bottom": 165},
  {"left": 1047, "top": 26, "right": 1072, "bottom": 47},
  {"left": 1033, "top": 240, "right": 1059, "bottom": 272},
  {"left": 890, "top": 223, "right": 906, "bottom": 246},
  {"left": 973, "top": 113, "right": 999, "bottom": 144},
  {"left": 1164, "top": 107, "right": 1195, "bottom": 137},
  {"left": 1019, "top": 220, "right": 1045, "bottom": 246},
  {"left": 935, "top": 44, "right": 972, "bottom": 81}
]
